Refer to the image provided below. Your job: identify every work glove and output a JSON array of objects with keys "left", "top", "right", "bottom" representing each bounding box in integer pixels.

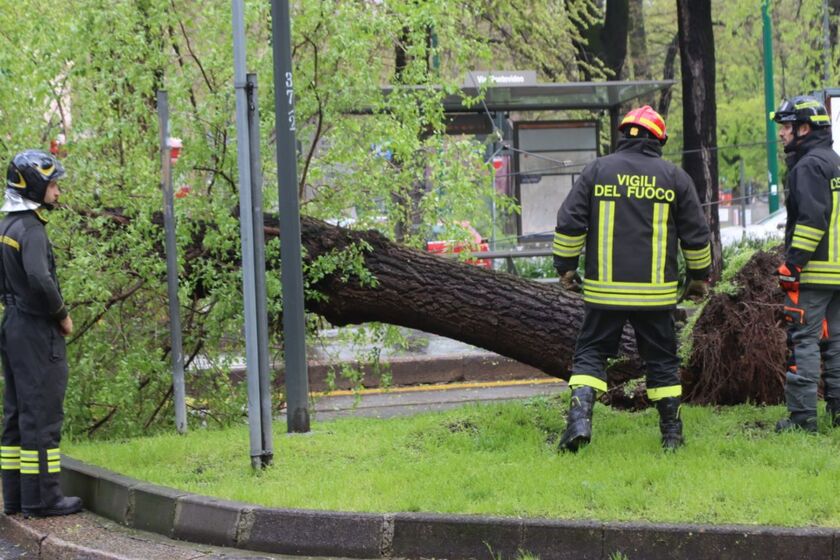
[
  {"left": 558, "top": 270, "right": 582, "bottom": 293},
  {"left": 683, "top": 279, "right": 708, "bottom": 301},
  {"left": 777, "top": 262, "right": 801, "bottom": 293}
]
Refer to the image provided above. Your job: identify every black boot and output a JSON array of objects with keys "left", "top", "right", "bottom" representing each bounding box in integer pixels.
[
  {"left": 21, "top": 472, "right": 82, "bottom": 518},
  {"left": 24, "top": 496, "right": 82, "bottom": 518},
  {"left": 558, "top": 386, "right": 596, "bottom": 453},
  {"left": 826, "top": 400, "right": 840, "bottom": 428},
  {"left": 1, "top": 470, "right": 20, "bottom": 515},
  {"left": 656, "top": 397, "right": 684, "bottom": 451},
  {"left": 775, "top": 412, "right": 817, "bottom": 433}
]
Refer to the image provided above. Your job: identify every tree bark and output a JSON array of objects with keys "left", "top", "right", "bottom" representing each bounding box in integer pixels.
[
  {"left": 676, "top": 0, "right": 722, "bottom": 280},
  {"left": 282, "top": 215, "right": 643, "bottom": 383},
  {"left": 628, "top": 0, "right": 650, "bottom": 81},
  {"left": 657, "top": 32, "right": 679, "bottom": 118},
  {"left": 568, "top": 0, "right": 628, "bottom": 80}
]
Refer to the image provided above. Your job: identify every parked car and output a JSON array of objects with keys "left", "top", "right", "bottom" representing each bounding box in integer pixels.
[
  {"left": 426, "top": 222, "right": 492, "bottom": 269},
  {"left": 720, "top": 208, "right": 786, "bottom": 247}
]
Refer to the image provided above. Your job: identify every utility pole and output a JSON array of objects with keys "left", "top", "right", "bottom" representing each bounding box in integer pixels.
[
  {"left": 762, "top": 0, "right": 780, "bottom": 213},
  {"left": 232, "top": 0, "right": 273, "bottom": 468},
  {"left": 271, "top": 0, "right": 311, "bottom": 433},
  {"left": 156, "top": 90, "right": 188, "bottom": 435}
]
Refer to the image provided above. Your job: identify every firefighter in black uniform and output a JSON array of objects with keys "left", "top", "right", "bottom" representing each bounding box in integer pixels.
[
  {"left": 553, "top": 106, "right": 711, "bottom": 452},
  {"left": 0, "top": 150, "right": 82, "bottom": 517},
  {"left": 772, "top": 95, "right": 840, "bottom": 433}
]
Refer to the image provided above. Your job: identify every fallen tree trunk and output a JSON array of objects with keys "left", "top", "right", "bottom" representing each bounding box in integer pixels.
[
  {"left": 129, "top": 209, "right": 784, "bottom": 404},
  {"left": 281, "top": 215, "right": 643, "bottom": 382}
]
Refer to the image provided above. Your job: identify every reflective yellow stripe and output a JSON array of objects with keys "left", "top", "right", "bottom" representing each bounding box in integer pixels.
[
  {"left": 792, "top": 238, "right": 820, "bottom": 251},
  {"left": 553, "top": 231, "right": 586, "bottom": 258},
  {"left": 0, "top": 235, "right": 19, "bottom": 251},
  {"left": 598, "top": 201, "right": 615, "bottom": 282},
  {"left": 638, "top": 117, "right": 664, "bottom": 137},
  {"left": 800, "top": 261, "right": 840, "bottom": 285},
  {"left": 795, "top": 223, "right": 825, "bottom": 240},
  {"left": 1, "top": 446, "right": 20, "bottom": 470},
  {"left": 647, "top": 385, "right": 682, "bottom": 401},
  {"left": 811, "top": 115, "right": 830, "bottom": 123},
  {"left": 651, "top": 203, "right": 668, "bottom": 283},
  {"left": 583, "top": 293, "right": 679, "bottom": 307},
  {"left": 583, "top": 278, "right": 679, "bottom": 307},
  {"left": 831, "top": 193, "right": 840, "bottom": 262},
  {"left": 683, "top": 243, "right": 711, "bottom": 270},
  {"left": 584, "top": 279, "right": 678, "bottom": 292},
  {"left": 20, "top": 448, "right": 39, "bottom": 474},
  {"left": 569, "top": 374, "right": 607, "bottom": 393},
  {"left": 795, "top": 100, "right": 822, "bottom": 109}
]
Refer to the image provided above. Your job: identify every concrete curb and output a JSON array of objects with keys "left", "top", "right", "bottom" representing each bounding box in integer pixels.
[{"left": 60, "top": 457, "right": 840, "bottom": 560}]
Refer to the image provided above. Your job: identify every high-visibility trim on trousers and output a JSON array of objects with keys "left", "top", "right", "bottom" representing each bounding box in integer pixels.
[
  {"left": 0, "top": 446, "right": 20, "bottom": 471},
  {"left": 47, "top": 448, "right": 61, "bottom": 474},
  {"left": 647, "top": 385, "right": 682, "bottom": 401},
  {"left": 20, "top": 449, "right": 38, "bottom": 475},
  {"left": 569, "top": 374, "right": 608, "bottom": 393}
]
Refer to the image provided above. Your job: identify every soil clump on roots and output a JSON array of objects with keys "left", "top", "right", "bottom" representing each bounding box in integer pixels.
[{"left": 682, "top": 247, "right": 786, "bottom": 405}]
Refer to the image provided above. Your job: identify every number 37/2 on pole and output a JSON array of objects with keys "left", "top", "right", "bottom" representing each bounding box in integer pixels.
[{"left": 285, "top": 71, "right": 296, "bottom": 132}]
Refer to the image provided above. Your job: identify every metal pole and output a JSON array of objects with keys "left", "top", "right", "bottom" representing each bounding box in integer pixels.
[
  {"left": 247, "top": 73, "right": 274, "bottom": 466},
  {"left": 232, "top": 0, "right": 265, "bottom": 469},
  {"left": 271, "top": 0, "right": 310, "bottom": 433},
  {"left": 156, "top": 90, "right": 187, "bottom": 435},
  {"left": 609, "top": 106, "right": 620, "bottom": 153},
  {"left": 762, "top": 0, "right": 780, "bottom": 213},
  {"left": 739, "top": 158, "right": 747, "bottom": 229}
]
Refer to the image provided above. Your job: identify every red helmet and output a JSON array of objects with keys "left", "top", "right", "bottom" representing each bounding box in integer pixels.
[{"left": 619, "top": 105, "right": 667, "bottom": 142}]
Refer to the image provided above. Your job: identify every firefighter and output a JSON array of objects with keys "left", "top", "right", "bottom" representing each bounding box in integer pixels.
[
  {"left": 553, "top": 106, "right": 711, "bottom": 452},
  {"left": 0, "top": 150, "right": 82, "bottom": 517},
  {"left": 772, "top": 95, "right": 840, "bottom": 433}
]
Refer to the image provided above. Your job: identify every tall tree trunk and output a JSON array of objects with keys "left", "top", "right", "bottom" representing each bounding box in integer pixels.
[
  {"left": 601, "top": 0, "right": 629, "bottom": 79},
  {"left": 657, "top": 32, "right": 679, "bottom": 118},
  {"left": 568, "top": 0, "right": 629, "bottom": 80},
  {"left": 628, "top": 0, "right": 650, "bottom": 81},
  {"left": 676, "top": 0, "right": 722, "bottom": 281}
]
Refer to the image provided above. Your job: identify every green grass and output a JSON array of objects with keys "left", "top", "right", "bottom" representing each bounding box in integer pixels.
[{"left": 66, "top": 397, "right": 840, "bottom": 527}]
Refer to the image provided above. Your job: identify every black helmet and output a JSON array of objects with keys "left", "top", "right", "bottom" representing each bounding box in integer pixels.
[
  {"left": 771, "top": 95, "right": 831, "bottom": 129},
  {"left": 5, "top": 150, "right": 65, "bottom": 204}
]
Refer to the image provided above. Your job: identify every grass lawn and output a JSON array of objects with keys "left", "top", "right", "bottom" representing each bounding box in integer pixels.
[{"left": 66, "top": 396, "right": 840, "bottom": 528}]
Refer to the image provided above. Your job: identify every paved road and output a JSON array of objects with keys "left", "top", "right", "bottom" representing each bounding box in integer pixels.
[{"left": 295, "top": 377, "right": 567, "bottom": 421}]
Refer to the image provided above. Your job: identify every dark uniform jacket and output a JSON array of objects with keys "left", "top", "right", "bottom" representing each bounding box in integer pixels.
[
  {"left": 782, "top": 129, "right": 840, "bottom": 287},
  {"left": 0, "top": 210, "right": 67, "bottom": 320},
  {"left": 554, "top": 138, "right": 711, "bottom": 310}
]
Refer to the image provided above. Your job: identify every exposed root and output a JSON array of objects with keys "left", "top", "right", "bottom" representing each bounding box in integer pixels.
[{"left": 682, "top": 248, "right": 786, "bottom": 404}]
